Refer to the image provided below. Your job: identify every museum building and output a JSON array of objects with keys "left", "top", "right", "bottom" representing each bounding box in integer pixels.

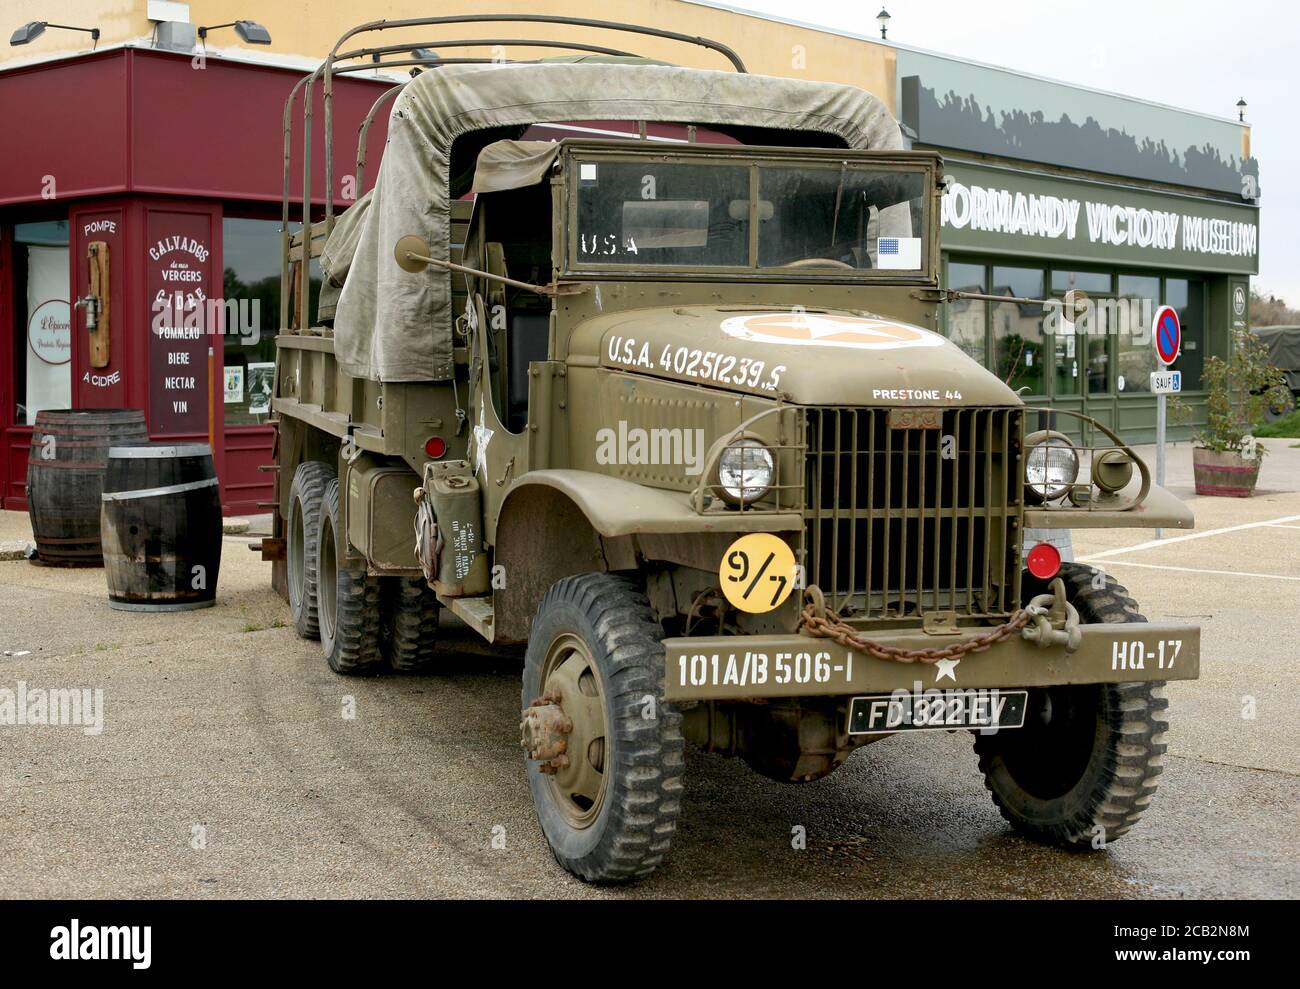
[{"left": 0, "top": 1, "right": 1260, "bottom": 510}]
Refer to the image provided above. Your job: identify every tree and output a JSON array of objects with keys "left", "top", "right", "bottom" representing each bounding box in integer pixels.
[{"left": 1249, "top": 289, "right": 1300, "bottom": 327}]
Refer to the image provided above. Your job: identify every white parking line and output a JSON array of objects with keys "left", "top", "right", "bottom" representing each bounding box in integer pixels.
[
  {"left": 1266, "top": 523, "right": 1300, "bottom": 530},
  {"left": 1077, "top": 514, "right": 1300, "bottom": 561},
  {"left": 1098, "top": 560, "right": 1300, "bottom": 581}
]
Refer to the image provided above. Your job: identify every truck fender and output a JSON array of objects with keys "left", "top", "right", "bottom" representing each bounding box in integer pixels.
[
  {"left": 490, "top": 470, "right": 800, "bottom": 642},
  {"left": 499, "top": 469, "right": 801, "bottom": 537}
]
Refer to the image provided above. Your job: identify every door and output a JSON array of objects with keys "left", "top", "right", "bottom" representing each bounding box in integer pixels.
[
  {"left": 2, "top": 214, "right": 73, "bottom": 509},
  {"left": 140, "top": 201, "right": 226, "bottom": 491},
  {"left": 1048, "top": 268, "right": 1116, "bottom": 439}
]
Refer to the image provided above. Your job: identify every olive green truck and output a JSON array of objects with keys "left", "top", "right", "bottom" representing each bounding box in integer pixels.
[{"left": 267, "top": 16, "right": 1198, "bottom": 883}]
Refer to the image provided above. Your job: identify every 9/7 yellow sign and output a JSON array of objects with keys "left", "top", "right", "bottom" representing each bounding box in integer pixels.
[{"left": 719, "top": 533, "right": 798, "bottom": 614}]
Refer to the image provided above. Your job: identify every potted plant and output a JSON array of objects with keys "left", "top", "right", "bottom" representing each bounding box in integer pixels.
[{"left": 1189, "top": 329, "right": 1289, "bottom": 497}]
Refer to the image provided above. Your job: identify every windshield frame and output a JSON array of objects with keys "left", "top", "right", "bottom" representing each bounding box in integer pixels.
[{"left": 559, "top": 140, "right": 941, "bottom": 284}]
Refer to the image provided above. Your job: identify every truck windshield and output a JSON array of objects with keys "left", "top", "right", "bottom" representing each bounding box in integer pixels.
[{"left": 571, "top": 156, "right": 928, "bottom": 274}]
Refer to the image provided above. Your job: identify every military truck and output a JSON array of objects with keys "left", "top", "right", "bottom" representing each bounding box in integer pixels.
[{"left": 267, "top": 16, "right": 1200, "bottom": 883}]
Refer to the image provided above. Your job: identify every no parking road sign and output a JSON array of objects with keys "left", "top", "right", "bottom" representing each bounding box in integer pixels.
[
  {"left": 1153, "top": 305, "right": 1181, "bottom": 366},
  {"left": 1150, "top": 305, "right": 1181, "bottom": 541}
]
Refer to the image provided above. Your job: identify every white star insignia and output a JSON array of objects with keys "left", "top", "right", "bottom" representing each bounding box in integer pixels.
[
  {"left": 470, "top": 393, "right": 494, "bottom": 480},
  {"left": 935, "top": 658, "right": 960, "bottom": 683}
]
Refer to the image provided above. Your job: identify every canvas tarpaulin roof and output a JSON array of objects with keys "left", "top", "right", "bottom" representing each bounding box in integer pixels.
[
  {"left": 321, "top": 186, "right": 374, "bottom": 289},
  {"left": 1253, "top": 325, "right": 1300, "bottom": 372},
  {"left": 332, "top": 60, "right": 904, "bottom": 382},
  {"left": 472, "top": 140, "right": 563, "bottom": 195}
]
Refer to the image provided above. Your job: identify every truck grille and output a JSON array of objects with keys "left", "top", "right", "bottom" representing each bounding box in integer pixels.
[{"left": 803, "top": 407, "right": 1023, "bottom": 620}]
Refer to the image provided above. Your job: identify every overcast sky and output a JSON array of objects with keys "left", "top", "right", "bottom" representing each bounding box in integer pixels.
[{"left": 728, "top": 0, "right": 1295, "bottom": 303}]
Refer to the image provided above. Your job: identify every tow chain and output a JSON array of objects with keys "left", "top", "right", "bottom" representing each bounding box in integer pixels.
[{"left": 798, "top": 587, "right": 1033, "bottom": 665}]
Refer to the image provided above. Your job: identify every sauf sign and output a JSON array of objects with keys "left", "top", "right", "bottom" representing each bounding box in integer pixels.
[{"left": 939, "top": 162, "right": 1259, "bottom": 274}]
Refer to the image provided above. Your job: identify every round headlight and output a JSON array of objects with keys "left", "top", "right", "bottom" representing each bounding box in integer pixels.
[
  {"left": 715, "top": 439, "right": 774, "bottom": 506},
  {"left": 1025, "top": 437, "right": 1079, "bottom": 502}
]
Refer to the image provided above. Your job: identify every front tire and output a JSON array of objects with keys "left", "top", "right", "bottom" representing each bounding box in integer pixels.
[
  {"left": 316, "top": 479, "right": 383, "bottom": 676},
  {"left": 521, "top": 573, "right": 684, "bottom": 883},
  {"left": 974, "top": 564, "right": 1168, "bottom": 848}
]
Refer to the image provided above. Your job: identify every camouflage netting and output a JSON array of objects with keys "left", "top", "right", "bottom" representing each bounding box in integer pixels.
[{"left": 332, "top": 59, "right": 904, "bottom": 382}]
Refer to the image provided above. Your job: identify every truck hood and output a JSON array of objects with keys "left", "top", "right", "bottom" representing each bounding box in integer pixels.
[{"left": 577, "top": 305, "right": 1022, "bottom": 406}]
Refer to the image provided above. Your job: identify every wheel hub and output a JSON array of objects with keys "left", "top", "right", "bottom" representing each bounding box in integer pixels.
[
  {"left": 520, "top": 689, "right": 573, "bottom": 773},
  {"left": 522, "top": 633, "right": 611, "bottom": 829}
]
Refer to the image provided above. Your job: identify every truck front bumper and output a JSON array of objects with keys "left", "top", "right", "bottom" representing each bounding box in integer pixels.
[{"left": 661, "top": 622, "right": 1198, "bottom": 702}]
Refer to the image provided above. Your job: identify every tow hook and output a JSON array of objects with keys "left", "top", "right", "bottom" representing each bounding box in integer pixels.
[
  {"left": 520, "top": 689, "right": 573, "bottom": 775},
  {"left": 1021, "top": 577, "right": 1083, "bottom": 652}
]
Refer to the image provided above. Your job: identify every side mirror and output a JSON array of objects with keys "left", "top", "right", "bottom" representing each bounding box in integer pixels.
[{"left": 394, "top": 235, "right": 433, "bottom": 273}]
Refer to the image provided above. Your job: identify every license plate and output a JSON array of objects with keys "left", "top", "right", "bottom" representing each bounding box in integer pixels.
[{"left": 848, "top": 689, "right": 1028, "bottom": 735}]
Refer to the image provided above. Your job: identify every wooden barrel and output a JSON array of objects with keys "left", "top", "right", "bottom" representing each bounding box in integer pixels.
[
  {"left": 26, "top": 409, "right": 150, "bottom": 566},
  {"left": 100, "top": 444, "right": 223, "bottom": 611},
  {"left": 1192, "top": 447, "right": 1262, "bottom": 498}
]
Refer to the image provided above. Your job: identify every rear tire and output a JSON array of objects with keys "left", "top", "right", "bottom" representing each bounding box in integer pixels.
[
  {"left": 317, "top": 479, "right": 383, "bottom": 676},
  {"left": 974, "top": 563, "right": 1168, "bottom": 848},
  {"left": 287, "top": 461, "right": 335, "bottom": 640},
  {"left": 1263, "top": 387, "right": 1296, "bottom": 422},
  {"left": 522, "top": 573, "right": 684, "bottom": 883},
  {"left": 380, "top": 576, "right": 440, "bottom": 671}
]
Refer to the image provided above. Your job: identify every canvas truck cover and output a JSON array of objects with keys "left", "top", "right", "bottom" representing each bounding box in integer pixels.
[
  {"left": 1253, "top": 325, "right": 1300, "bottom": 375},
  {"left": 332, "top": 60, "right": 904, "bottom": 382},
  {"left": 471, "top": 140, "right": 563, "bottom": 195}
]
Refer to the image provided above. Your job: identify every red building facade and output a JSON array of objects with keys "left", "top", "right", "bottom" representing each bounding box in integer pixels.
[{"left": 0, "top": 46, "right": 390, "bottom": 513}]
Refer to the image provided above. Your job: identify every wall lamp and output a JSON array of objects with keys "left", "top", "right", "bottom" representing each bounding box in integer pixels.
[
  {"left": 197, "top": 20, "right": 272, "bottom": 47},
  {"left": 10, "top": 21, "right": 101, "bottom": 48}
]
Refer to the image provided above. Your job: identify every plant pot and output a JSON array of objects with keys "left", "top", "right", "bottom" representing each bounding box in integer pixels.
[{"left": 1192, "top": 447, "right": 1262, "bottom": 497}]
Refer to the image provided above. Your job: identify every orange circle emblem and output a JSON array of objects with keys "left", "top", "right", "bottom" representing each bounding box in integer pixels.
[{"left": 720, "top": 312, "right": 944, "bottom": 351}]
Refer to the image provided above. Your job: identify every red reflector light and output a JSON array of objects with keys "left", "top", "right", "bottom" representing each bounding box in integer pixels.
[
  {"left": 1026, "top": 541, "right": 1062, "bottom": 580},
  {"left": 424, "top": 435, "right": 447, "bottom": 459}
]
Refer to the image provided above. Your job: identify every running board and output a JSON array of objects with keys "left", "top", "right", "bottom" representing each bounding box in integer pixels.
[{"left": 443, "top": 595, "right": 495, "bottom": 642}]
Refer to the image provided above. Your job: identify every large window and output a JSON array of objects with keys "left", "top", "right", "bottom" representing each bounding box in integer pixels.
[
  {"left": 934, "top": 257, "right": 1217, "bottom": 406},
  {"left": 1052, "top": 269, "right": 1112, "bottom": 395},
  {"left": 1116, "top": 274, "right": 1160, "bottom": 393},
  {"left": 12, "top": 220, "right": 71, "bottom": 424},
  {"left": 222, "top": 217, "right": 282, "bottom": 425},
  {"left": 222, "top": 216, "right": 321, "bottom": 425},
  {"left": 991, "top": 265, "right": 1045, "bottom": 395},
  {"left": 1050, "top": 269, "right": 1111, "bottom": 295},
  {"left": 944, "top": 261, "right": 987, "bottom": 365}
]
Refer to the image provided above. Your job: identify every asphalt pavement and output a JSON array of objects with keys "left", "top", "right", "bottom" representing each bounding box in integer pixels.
[{"left": 1, "top": 439, "right": 1296, "bottom": 898}]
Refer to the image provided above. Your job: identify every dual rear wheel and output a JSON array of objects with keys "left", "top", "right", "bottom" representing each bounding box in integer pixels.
[{"left": 286, "top": 461, "right": 439, "bottom": 675}]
